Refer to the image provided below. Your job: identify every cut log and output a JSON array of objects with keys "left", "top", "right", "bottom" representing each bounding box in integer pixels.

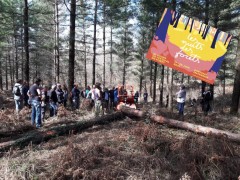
[
  {"left": 151, "top": 115, "right": 240, "bottom": 143},
  {"left": 120, "top": 106, "right": 240, "bottom": 143},
  {"left": 119, "top": 106, "right": 147, "bottom": 118},
  {"left": 0, "top": 112, "right": 125, "bottom": 154}
]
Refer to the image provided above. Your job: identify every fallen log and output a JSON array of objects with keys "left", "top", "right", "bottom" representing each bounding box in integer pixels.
[
  {"left": 120, "top": 106, "right": 240, "bottom": 143},
  {"left": 0, "top": 112, "right": 125, "bottom": 154},
  {"left": 119, "top": 106, "right": 147, "bottom": 118}
]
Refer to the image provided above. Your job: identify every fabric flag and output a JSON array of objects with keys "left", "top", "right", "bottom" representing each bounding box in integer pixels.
[{"left": 146, "top": 8, "right": 232, "bottom": 84}]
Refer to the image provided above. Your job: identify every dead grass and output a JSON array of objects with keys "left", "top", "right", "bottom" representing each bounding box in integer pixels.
[
  {"left": 0, "top": 118, "right": 239, "bottom": 180},
  {"left": 0, "top": 90, "right": 240, "bottom": 179}
]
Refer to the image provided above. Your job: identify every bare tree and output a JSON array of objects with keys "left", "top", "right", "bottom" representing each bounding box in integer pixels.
[
  {"left": 92, "top": 0, "right": 98, "bottom": 85},
  {"left": 68, "top": 0, "right": 76, "bottom": 91},
  {"left": 24, "top": 0, "right": 29, "bottom": 83}
]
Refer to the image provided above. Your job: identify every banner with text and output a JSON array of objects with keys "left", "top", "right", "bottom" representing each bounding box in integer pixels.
[{"left": 146, "top": 8, "right": 232, "bottom": 84}]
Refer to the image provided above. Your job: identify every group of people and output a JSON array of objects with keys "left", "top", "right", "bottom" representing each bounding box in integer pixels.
[
  {"left": 12, "top": 79, "right": 149, "bottom": 128},
  {"left": 13, "top": 78, "right": 68, "bottom": 128},
  {"left": 176, "top": 85, "right": 213, "bottom": 119},
  {"left": 15, "top": 77, "right": 216, "bottom": 126}
]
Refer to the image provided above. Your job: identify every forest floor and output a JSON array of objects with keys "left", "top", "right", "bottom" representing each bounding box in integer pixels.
[{"left": 0, "top": 90, "right": 240, "bottom": 180}]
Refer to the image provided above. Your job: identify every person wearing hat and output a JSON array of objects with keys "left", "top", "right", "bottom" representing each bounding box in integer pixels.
[
  {"left": 28, "top": 78, "right": 42, "bottom": 128},
  {"left": 176, "top": 85, "right": 186, "bottom": 119}
]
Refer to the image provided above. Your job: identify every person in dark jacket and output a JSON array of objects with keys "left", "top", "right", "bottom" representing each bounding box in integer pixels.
[
  {"left": 109, "top": 86, "right": 115, "bottom": 110},
  {"left": 62, "top": 84, "right": 68, "bottom": 108},
  {"left": 49, "top": 85, "right": 58, "bottom": 117},
  {"left": 56, "top": 84, "right": 64, "bottom": 104},
  {"left": 22, "top": 81, "right": 30, "bottom": 107},
  {"left": 71, "top": 83, "right": 80, "bottom": 109},
  {"left": 202, "top": 88, "right": 212, "bottom": 115},
  {"left": 113, "top": 87, "right": 118, "bottom": 109},
  {"left": 143, "top": 90, "right": 148, "bottom": 104},
  {"left": 134, "top": 91, "right": 139, "bottom": 103}
]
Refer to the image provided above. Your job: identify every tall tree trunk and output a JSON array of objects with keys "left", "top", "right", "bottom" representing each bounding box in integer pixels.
[
  {"left": 79, "top": 0, "right": 87, "bottom": 87},
  {"left": 153, "top": 62, "right": 157, "bottom": 103},
  {"left": 103, "top": 0, "right": 106, "bottom": 88},
  {"left": 68, "top": 0, "right": 76, "bottom": 92},
  {"left": 54, "top": 0, "right": 60, "bottom": 83},
  {"left": 123, "top": 13, "right": 127, "bottom": 85},
  {"left": 166, "top": 67, "right": 169, "bottom": 107},
  {"left": 24, "top": 0, "right": 29, "bottom": 83},
  {"left": 83, "top": 20, "right": 87, "bottom": 88},
  {"left": 140, "top": 33, "right": 144, "bottom": 97},
  {"left": 8, "top": 53, "right": 13, "bottom": 88},
  {"left": 5, "top": 57, "right": 8, "bottom": 90},
  {"left": 14, "top": 34, "right": 18, "bottom": 80},
  {"left": 231, "top": 33, "right": 240, "bottom": 114},
  {"left": 201, "top": 0, "right": 210, "bottom": 96},
  {"left": 150, "top": 61, "right": 153, "bottom": 97},
  {"left": 110, "top": 19, "right": 113, "bottom": 85},
  {"left": 92, "top": 0, "right": 98, "bottom": 85},
  {"left": 181, "top": 73, "right": 184, "bottom": 83},
  {"left": 159, "top": 65, "right": 164, "bottom": 106},
  {"left": 223, "top": 61, "right": 226, "bottom": 95},
  {"left": 0, "top": 61, "right": 2, "bottom": 90},
  {"left": 21, "top": 25, "right": 24, "bottom": 81},
  {"left": 158, "top": 0, "right": 167, "bottom": 106},
  {"left": 168, "top": 69, "right": 173, "bottom": 111},
  {"left": 167, "top": 0, "right": 176, "bottom": 111},
  {"left": 208, "top": 10, "right": 219, "bottom": 108},
  {"left": 12, "top": 15, "right": 18, "bottom": 81}
]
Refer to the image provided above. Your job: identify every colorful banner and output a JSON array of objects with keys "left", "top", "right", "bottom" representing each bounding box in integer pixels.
[{"left": 146, "top": 8, "right": 232, "bottom": 84}]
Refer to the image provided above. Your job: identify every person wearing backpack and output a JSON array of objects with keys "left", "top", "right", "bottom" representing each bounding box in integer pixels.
[
  {"left": 202, "top": 88, "right": 212, "bottom": 115},
  {"left": 13, "top": 79, "right": 23, "bottom": 113},
  {"left": 22, "top": 81, "right": 30, "bottom": 108},
  {"left": 56, "top": 83, "right": 64, "bottom": 104}
]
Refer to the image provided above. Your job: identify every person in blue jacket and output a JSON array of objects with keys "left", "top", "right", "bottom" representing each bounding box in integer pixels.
[{"left": 113, "top": 87, "right": 118, "bottom": 109}]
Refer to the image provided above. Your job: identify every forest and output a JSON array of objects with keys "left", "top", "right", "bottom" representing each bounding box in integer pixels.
[{"left": 0, "top": 0, "right": 240, "bottom": 179}]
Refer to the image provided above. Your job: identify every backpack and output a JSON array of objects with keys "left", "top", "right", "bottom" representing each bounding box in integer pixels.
[
  {"left": 88, "top": 92, "right": 92, "bottom": 99},
  {"left": 81, "top": 90, "right": 85, "bottom": 98},
  {"left": 14, "top": 86, "right": 21, "bottom": 96}
]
